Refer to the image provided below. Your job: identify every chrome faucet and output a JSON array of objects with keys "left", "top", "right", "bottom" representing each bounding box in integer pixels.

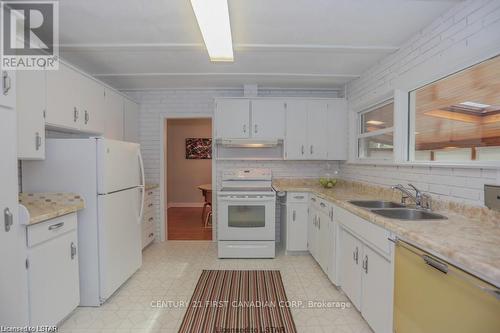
[{"left": 391, "top": 184, "right": 431, "bottom": 210}]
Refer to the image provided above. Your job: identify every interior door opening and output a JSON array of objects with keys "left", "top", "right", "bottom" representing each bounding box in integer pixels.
[{"left": 164, "top": 118, "right": 213, "bottom": 240}]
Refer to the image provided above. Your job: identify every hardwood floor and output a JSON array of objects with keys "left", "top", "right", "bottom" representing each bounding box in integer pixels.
[{"left": 167, "top": 207, "right": 212, "bottom": 240}]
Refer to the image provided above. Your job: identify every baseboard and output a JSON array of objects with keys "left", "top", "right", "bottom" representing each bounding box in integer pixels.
[{"left": 167, "top": 202, "right": 205, "bottom": 208}]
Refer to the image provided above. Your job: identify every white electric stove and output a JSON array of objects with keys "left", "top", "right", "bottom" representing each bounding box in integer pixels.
[{"left": 217, "top": 169, "right": 276, "bottom": 258}]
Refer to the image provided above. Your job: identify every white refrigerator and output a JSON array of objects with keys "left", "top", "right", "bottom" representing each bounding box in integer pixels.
[{"left": 22, "top": 138, "right": 145, "bottom": 306}]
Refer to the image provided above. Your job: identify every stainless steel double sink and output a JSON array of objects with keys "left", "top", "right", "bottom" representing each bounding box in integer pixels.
[{"left": 348, "top": 200, "right": 447, "bottom": 220}]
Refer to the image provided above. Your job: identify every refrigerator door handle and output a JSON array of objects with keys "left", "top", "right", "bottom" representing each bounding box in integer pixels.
[{"left": 137, "top": 150, "right": 146, "bottom": 224}]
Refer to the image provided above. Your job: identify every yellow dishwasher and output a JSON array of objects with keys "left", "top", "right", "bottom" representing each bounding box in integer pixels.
[{"left": 394, "top": 240, "right": 500, "bottom": 333}]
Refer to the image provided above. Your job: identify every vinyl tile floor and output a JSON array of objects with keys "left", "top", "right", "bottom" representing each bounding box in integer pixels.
[{"left": 59, "top": 241, "right": 373, "bottom": 333}]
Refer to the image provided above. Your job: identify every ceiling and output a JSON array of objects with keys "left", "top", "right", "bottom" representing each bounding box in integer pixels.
[{"left": 58, "top": 0, "right": 461, "bottom": 91}]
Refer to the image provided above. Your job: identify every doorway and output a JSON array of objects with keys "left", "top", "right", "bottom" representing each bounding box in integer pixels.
[{"left": 164, "top": 118, "right": 213, "bottom": 240}]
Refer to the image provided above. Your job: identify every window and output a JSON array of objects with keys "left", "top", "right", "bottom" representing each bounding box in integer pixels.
[
  {"left": 357, "top": 100, "right": 394, "bottom": 160},
  {"left": 409, "top": 55, "right": 500, "bottom": 162}
]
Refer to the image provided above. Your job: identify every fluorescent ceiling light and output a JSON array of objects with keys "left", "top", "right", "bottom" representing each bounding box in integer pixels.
[
  {"left": 190, "top": 0, "right": 234, "bottom": 62},
  {"left": 366, "top": 120, "right": 384, "bottom": 125}
]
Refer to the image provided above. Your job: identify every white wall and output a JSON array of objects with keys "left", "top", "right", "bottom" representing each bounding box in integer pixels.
[
  {"left": 125, "top": 88, "right": 340, "bottom": 240},
  {"left": 343, "top": 0, "right": 500, "bottom": 207}
]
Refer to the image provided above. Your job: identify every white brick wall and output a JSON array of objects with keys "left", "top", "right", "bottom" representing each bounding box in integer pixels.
[
  {"left": 124, "top": 88, "right": 340, "bottom": 240},
  {"left": 342, "top": 0, "right": 500, "bottom": 207}
]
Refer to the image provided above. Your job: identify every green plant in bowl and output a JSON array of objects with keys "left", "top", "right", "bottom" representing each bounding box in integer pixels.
[{"left": 319, "top": 178, "right": 337, "bottom": 188}]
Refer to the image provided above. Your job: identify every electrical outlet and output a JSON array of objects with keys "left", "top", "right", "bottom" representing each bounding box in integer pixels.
[{"left": 484, "top": 185, "right": 500, "bottom": 211}]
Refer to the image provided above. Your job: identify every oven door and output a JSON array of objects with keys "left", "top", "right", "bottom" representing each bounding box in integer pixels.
[{"left": 218, "top": 194, "right": 275, "bottom": 241}]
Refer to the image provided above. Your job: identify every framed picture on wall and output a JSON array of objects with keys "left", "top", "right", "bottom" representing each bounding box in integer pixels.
[{"left": 185, "top": 138, "right": 212, "bottom": 159}]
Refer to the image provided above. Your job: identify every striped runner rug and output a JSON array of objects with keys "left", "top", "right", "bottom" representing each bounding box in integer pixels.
[{"left": 178, "top": 270, "right": 297, "bottom": 333}]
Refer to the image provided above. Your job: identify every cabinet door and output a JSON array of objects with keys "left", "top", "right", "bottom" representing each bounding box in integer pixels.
[
  {"left": 81, "top": 76, "right": 105, "bottom": 134},
  {"left": 215, "top": 99, "right": 249, "bottom": 139},
  {"left": 340, "top": 228, "right": 362, "bottom": 309},
  {"left": 361, "top": 245, "right": 393, "bottom": 333},
  {"left": 0, "top": 70, "right": 16, "bottom": 109},
  {"left": 327, "top": 100, "right": 348, "bottom": 160},
  {"left": 317, "top": 211, "right": 330, "bottom": 272},
  {"left": 285, "top": 100, "right": 308, "bottom": 159},
  {"left": 286, "top": 203, "right": 308, "bottom": 251},
  {"left": 0, "top": 107, "right": 29, "bottom": 325},
  {"left": 124, "top": 98, "right": 140, "bottom": 143},
  {"left": 29, "top": 230, "right": 79, "bottom": 326},
  {"left": 251, "top": 100, "right": 285, "bottom": 139},
  {"left": 17, "top": 70, "right": 46, "bottom": 159},
  {"left": 327, "top": 212, "right": 339, "bottom": 285},
  {"left": 307, "top": 101, "right": 328, "bottom": 159},
  {"left": 307, "top": 207, "right": 316, "bottom": 257},
  {"left": 46, "top": 63, "right": 80, "bottom": 129},
  {"left": 104, "top": 88, "right": 124, "bottom": 140}
]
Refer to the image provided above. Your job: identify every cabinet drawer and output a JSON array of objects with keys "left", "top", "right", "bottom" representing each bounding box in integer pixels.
[
  {"left": 287, "top": 192, "right": 309, "bottom": 203},
  {"left": 27, "top": 213, "right": 78, "bottom": 248},
  {"left": 335, "top": 207, "right": 391, "bottom": 257}
]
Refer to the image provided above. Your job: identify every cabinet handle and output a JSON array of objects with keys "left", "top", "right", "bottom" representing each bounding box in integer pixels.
[
  {"left": 292, "top": 210, "right": 296, "bottom": 221},
  {"left": 243, "top": 124, "right": 246, "bottom": 133},
  {"left": 363, "top": 255, "right": 368, "bottom": 274},
  {"left": 73, "top": 107, "right": 79, "bottom": 122},
  {"left": 149, "top": 217, "right": 154, "bottom": 222},
  {"left": 4, "top": 208, "right": 13, "bottom": 232},
  {"left": 148, "top": 191, "right": 153, "bottom": 195},
  {"left": 35, "top": 132, "right": 42, "bottom": 151},
  {"left": 320, "top": 202, "right": 326, "bottom": 208},
  {"left": 311, "top": 197, "right": 316, "bottom": 202},
  {"left": 310, "top": 145, "right": 314, "bottom": 155},
  {"left": 2, "top": 71, "right": 11, "bottom": 95},
  {"left": 301, "top": 145, "right": 304, "bottom": 155},
  {"left": 149, "top": 232, "right": 154, "bottom": 238},
  {"left": 148, "top": 203, "right": 153, "bottom": 208},
  {"left": 293, "top": 195, "right": 304, "bottom": 200},
  {"left": 84, "top": 110, "right": 89, "bottom": 124},
  {"left": 48, "top": 222, "right": 64, "bottom": 230},
  {"left": 254, "top": 124, "right": 258, "bottom": 133},
  {"left": 318, "top": 217, "right": 321, "bottom": 229},
  {"left": 353, "top": 247, "right": 359, "bottom": 264},
  {"left": 70, "top": 242, "right": 77, "bottom": 260}
]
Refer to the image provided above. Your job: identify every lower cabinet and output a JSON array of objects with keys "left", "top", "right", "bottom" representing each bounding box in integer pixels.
[
  {"left": 142, "top": 188, "right": 156, "bottom": 249},
  {"left": 340, "top": 226, "right": 393, "bottom": 333},
  {"left": 285, "top": 200, "right": 309, "bottom": 251},
  {"left": 27, "top": 213, "right": 79, "bottom": 326}
]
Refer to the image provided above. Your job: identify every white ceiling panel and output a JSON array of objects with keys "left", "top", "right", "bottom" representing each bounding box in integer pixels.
[{"left": 57, "top": 0, "right": 461, "bottom": 90}]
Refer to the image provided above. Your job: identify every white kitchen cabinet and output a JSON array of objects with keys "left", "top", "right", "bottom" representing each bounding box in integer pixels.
[
  {"left": 0, "top": 106, "right": 30, "bottom": 326},
  {"left": 307, "top": 197, "right": 318, "bottom": 259},
  {"left": 80, "top": 75, "right": 105, "bottom": 134},
  {"left": 215, "top": 99, "right": 250, "bottom": 139},
  {"left": 124, "top": 98, "right": 140, "bottom": 143},
  {"left": 327, "top": 205, "right": 340, "bottom": 285},
  {"left": 46, "top": 63, "right": 80, "bottom": 129},
  {"left": 327, "top": 100, "right": 348, "bottom": 160},
  {"left": 0, "top": 70, "right": 16, "bottom": 109},
  {"left": 285, "top": 193, "right": 309, "bottom": 252},
  {"left": 27, "top": 214, "right": 79, "bottom": 326},
  {"left": 340, "top": 228, "right": 362, "bottom": 309},
  {"left": 17, "top": 69, "right": 46, "bottom": 159},
  {"left": 104, "top": 88, "right": 124, "bottom": 140},
  {"left": 361, "top": 245, "right": 393, "bottom": 333},
  {"left": 250, "top": 100, "right": 285, "bottom": 139},
  {"left": 285, "top": 100, "right": 308, "bottom": 159},
  {"left": 285, "top": 100, "right": 328, "bottom": 160},
  {"left": 142, "top": 187, "right": 156, "bottom": 249},
  {"left": 307, "top": 101, "right": 328, "bottom": 159}
]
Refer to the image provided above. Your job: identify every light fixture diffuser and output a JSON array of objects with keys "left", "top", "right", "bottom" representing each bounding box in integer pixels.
[{"left": 190, "top": 0, "right": 234, "bottom": 62}]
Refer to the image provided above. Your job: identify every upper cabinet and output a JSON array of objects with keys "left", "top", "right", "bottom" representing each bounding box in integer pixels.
[
  {"left": 0, "top": 70, "right": 16, "bottom": 109},
  {"left": 124, "top": 98, "right": 140, "bottom": 143},
  {"left": 250, "top": 100, "right": 285, "bottom": 139},
  {"left": 215, "top": 99, "right": 286, "bottom": 139},
  {"left": 285, "top": 99, "right": 347, "bottom": 160},
  {"left": 17, "top": 70, "right": 46, "bottom": 160},
  {"left": 46, "top": 63, "right": 105, "bottom": 134},
  {"left": 215, "top": 99, "right": 250, "bottom": 139},
  {"left": 104, "top": 88, "right": 124, "bottom": 140}
]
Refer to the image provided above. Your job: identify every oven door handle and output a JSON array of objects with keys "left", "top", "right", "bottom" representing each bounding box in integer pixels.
[{"left": 218, "top": 197, "right": 275, "bottom": 202}]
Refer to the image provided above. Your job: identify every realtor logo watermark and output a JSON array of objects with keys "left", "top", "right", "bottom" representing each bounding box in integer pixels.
[{"left": 1, "top": 0, "right": 59, "bottom": 70}]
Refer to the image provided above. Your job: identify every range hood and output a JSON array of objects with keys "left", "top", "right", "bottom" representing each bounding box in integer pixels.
[{"left": 219, "top": 139, "right": 281, "bottom": 148}]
